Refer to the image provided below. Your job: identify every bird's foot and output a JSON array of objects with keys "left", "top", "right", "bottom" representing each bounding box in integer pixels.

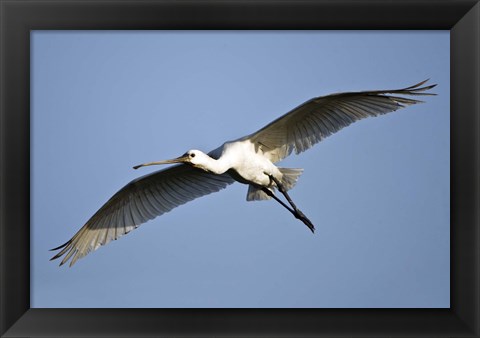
[{"left": 294, "top": 209, "right": 315, "bottom": 233}]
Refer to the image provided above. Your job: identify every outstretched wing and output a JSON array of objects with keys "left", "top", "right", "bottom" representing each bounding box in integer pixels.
[
  {"left": 51, "top": 164, "right": 234, "bottom": 267},
  {"left": 246, "top": 80, "right": 436, "bottom": 163}
]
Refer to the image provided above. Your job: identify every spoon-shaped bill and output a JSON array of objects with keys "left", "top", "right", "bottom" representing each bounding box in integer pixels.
[{"left": 133, "top": 155, "right": 189, "bottom": 169}]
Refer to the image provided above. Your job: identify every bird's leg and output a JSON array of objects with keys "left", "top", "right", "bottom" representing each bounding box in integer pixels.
[
  {"left": 269, "top": 175, "right": 300, "bottom": 211},
  {"left": 264, "top": 175, "right": 315, "bottom": 233},
  {"left": 262, "top": 186, "right": 315, "bottom": 233},
  {"left": 261, "top": 187, "right": 296, "bottom": 216}
]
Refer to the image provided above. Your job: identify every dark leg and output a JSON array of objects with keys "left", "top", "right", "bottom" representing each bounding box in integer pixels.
[
  {"left": 261, "top": 187, "right": 296, "bottom": 216},
  {"left": 270, "top": 175, "right": 300, "bottom": 211},
  {"left": 262, "top": 179, "right": 315, "bottom": 233}
]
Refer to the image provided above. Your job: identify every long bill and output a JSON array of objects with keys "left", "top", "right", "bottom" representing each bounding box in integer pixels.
[{"left": 133, "top": 155, "right": 189, "bottom": 170}]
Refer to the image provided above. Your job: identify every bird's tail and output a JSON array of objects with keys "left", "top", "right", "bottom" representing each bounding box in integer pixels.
[
  {"left": 246, "top": 168, "right": 303, "bottom": 201},
  {"left": 278, "top": 167, "right": 303, "bottom": 191}
]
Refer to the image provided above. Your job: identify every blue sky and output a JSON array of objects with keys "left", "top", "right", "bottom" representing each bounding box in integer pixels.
[{"left": 31, "top": 31, "right": 449, "bottom": 308}]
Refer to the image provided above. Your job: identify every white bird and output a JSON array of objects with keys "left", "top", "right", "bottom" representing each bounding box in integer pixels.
[{"left": 51, "top": 80, "right": 436, "bottom": 266}]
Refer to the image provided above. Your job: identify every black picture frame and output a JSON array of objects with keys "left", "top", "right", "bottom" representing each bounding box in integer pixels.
[{"left": 1, "top": 0, "right": 479, "bottom": 337}]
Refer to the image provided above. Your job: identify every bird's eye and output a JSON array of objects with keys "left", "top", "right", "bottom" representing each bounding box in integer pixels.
[{"left": 190, "top": 153, "right": 195, "bottom": 158}]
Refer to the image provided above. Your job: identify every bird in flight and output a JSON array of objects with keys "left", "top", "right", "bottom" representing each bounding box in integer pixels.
[{"left": 51, "top": 80, "right": 436, "bottom": 266}]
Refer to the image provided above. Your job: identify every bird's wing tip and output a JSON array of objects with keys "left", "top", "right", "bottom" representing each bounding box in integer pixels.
[
  {"left": 50, "top": 251, "right": 63, "bottom": 261},
  {"left": 399, "top": 79, "right": 437, "bottom": 96},
  {"left": 407, "top": 79, "right": 431, "bottom": 88},
  {"left": 49, "top": 239, "right": 71, "bottom": 252}
]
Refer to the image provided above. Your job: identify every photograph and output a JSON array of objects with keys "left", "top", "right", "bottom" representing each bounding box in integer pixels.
[{"left": 30, "top": 30, "right": 449, "bottom": 308}]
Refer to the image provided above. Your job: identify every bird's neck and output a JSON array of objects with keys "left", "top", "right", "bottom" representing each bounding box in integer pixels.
[{"left": 199, "top": 155, "right": 231, "bottom": 175}]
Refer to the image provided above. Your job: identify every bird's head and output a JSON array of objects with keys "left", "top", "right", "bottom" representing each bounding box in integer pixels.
[{"left": 133, "top": 149, "right": 209, "bottom": 170}]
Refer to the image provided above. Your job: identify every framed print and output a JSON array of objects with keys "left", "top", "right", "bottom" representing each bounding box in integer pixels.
[
  {"left": 31, "top": 30, "right": 449, "bottom": 308},
  {"left": 1, "top": 0, "right": 479, "bottom": 337}
]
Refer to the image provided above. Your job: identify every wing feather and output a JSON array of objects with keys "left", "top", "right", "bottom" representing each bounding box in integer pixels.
[
  {"left": 51, "top": 164, "right": 234, "bottom": 266},
  {"left": 247, "top": 80, "right": 436, "bottom": 162}
]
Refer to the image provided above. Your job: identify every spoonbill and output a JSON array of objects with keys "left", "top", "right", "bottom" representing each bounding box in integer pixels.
[{"left": 51, "top": 80, "right": 436, "bottom": 266}]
